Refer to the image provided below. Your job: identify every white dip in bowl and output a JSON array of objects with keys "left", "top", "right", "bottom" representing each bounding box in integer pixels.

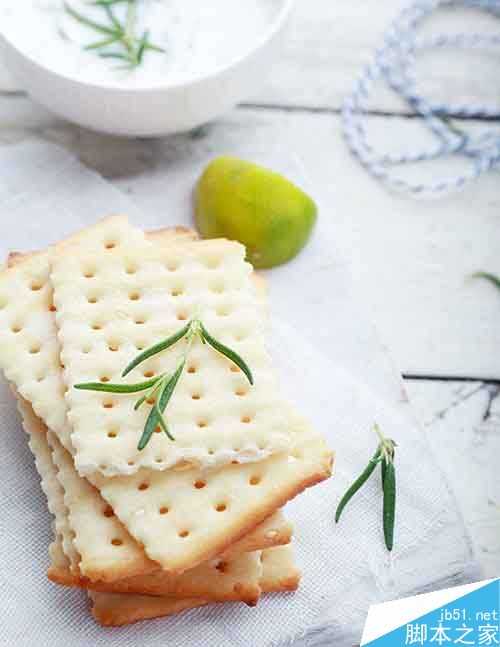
[{"left": 0, "top": 0, "right": 292, "bottom": 136}]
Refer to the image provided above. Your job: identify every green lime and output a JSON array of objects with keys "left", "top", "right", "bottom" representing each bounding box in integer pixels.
[{"left": 194, "top": 156, "right": 317, "bottom": 269}]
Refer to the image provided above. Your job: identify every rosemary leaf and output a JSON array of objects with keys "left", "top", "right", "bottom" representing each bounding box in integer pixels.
[
  {"left": 335, "top": 447, "right": 381, "bottom": 523},
  {"left": 136, "top": 30, "right": 149, "bottom": 64},
  {"left": 122, "top": 321, "right": 192, "bottom": 377},
  {"left": 157, "top": 361, "right": 185, "bottom": 412},
  {"left": 144, "top": 41, "right": 166, "bottom": 54},
  {"left": 64, "top": 3, "right": 118, "bottom": 36},
  {"left": 200, "top": 323, "right": 254, "bottom": 385},
  {"left": 74, "top": 376, "right": 160, "bottom": 393},
  {"left": 138, "top": 378, "right": 169, "bottom": 450},
  {"left": 134, "top": 393, "right": 148, "bottom": 410},
  {"left": 472, "top": 271, "right": 500, "bottom": 291},
  {"left": 382, "top": 460, "right": 396, "bottom": 551},
  {"left": 381, "top": 455, "right": 387, "bottom": 488},
  {"left": 154, "top": 402, "right": 175, "bottom": 441},
  {"left": 138, "top": 363, "right": 184, "bottom": 450},
  {"left": 85, "top": 36, "right": 120, "bottom": 50},
  {"left": 98, "top": 52, "right": 130, "bottom": 60}
]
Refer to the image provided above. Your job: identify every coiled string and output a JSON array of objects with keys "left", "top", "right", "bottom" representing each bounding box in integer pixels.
[{"left": 342, "top": 0, "right": 500, "bottom": 195}]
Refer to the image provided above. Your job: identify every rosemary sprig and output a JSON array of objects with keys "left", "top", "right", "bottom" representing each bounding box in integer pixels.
[
  {"left": 64, "top": 1, "right": 165, "bottom": 69},
  {"left": 74, "top": 318, "right": 254, "bottom": 450},
  {"left": 335, "top": 424, "right": 397, "bottom": 551}
]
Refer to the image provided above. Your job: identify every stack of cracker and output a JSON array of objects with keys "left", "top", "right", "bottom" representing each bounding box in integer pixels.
[{"left": 0, "top": 217, "right": 333, "bottom": 627}]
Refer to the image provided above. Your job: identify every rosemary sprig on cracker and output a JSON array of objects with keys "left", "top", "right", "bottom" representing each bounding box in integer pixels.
[
  {"left": 75, "top": 319, "right": 254, "bottom": 450},
  {"left": 335, "top": 424, "right": 397, "bottom": 551},
  {"left": 64, "top": 0, "right": 165, "bottom": 69}
]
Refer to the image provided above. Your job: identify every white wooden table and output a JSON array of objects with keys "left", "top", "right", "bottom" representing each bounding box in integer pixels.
[{"left": 0, "top": 0, "right": 498, "bottom": 584}]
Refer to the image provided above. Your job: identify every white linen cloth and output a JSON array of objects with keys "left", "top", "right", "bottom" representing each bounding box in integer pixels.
[{"left": 0, "top": 140, "right": 478, "bottom": 647}]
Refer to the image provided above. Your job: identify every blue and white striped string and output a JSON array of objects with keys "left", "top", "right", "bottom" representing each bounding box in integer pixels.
[{"left": 341, "top": 0, "right": 500, "bottom": 195}]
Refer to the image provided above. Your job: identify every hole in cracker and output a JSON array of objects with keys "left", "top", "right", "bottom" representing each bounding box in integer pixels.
[
  {"left": 134, "top": 317, "right": 147, "bottom": 325},
  {"left": 191, "top": 393, "right": 201, "bottom": 401},
  {"left": 91, "top": 322, "right": 103, "bottom": 331},
  {"left": 82, "top": 345, "right": 92, "bottom": 354},
  {"left": 143, "top": 370, "right": 155, "bottom": 378},
  {"left": 29, "top": 345, "right": 41, "bottom": 355},
  {"left": 11, "top": 323, "right": 22, "bottom": 334},
  {"left": 83, "top": 268, "right": 95, "bottom": 279},
  {"left": 187, "top": 365, "right": 197, "bottom": 374},
  {"left": 87, "top": 295, "right": 98, "bottom": 304},
  {"left": 36, "top": 374, "right": 45, "bottom": 383},
  {"left": 146, "top": 397, "right": 155, "bottom": 405},
  {"left": 155, "top": 457, "right": 164, "bottom": 464},
  {"left": 166, "top": 260, "right": 180, "bottom": 272},
  {"left": 104, "top": 240, "right": 117, "bottom": 250},
  {"left": 30, "top": 281, "right": 43, "bottom": 292},
  {"left": 197, "top": 419, "right": 208, "bottom": 429},
  {"left": 127, "top": 460, "right": 135, "bottom": 466},
  {"left": 159, "top": 506, "right": 169, "bottom": 515},
  {"left": 241, "top": 415, "right": 252, "bottom": 424},
  {"left": 154, "top": 426, "right": 162, "bottom": 434},
  {"left": 249, "top": 475, "right": 261, "bottom": 486},
  {"left": 100, "top": 376, "right": 110, "bottom": 383},
  {"left": 170, "top": 288, "right": 183, "bottom": 297},
  {"left": 102, "top": 400, "right": 114, "bottom": 409},
  {"left": 48, "top": 303, "right": 57, "bottom": 313},
  {"left": 177, "top": 311, "right": 188, "bottom": 321},
  {"left": 138, "top": 482, "right": 149, "bottom": 491},
  {"left": 103, "top": 505, "right": 114, "bottom": 518},
  {"left": 194, "top": 480, "right": 206, "bottom": 489},
  {"left": 111, "top": 538, "right": 123, "bottom": 546},
  {"left": 107, "top": 429, "right": 118, "bottom": 438},
  {"left": 215, "top": 503, "right": 227, "bottom": 512},
  {"left": 235, "top": 387, "right": 248, "bottom": 397},
  {"left": 108, "top": 341, "right": 120, "bottom": 352},
  {"left": 215, "top": 560, "right": 229, "bottom": 573},
  {"left": 230, "top": 365, "right": 240, "bottom": 373},
  {"left": 178, "top": 530, "right": 190, "bottom": 539},
  {"left": 208, "top": 448, "right": 215, "bottom": 455},
  {"left": 125, "top": 263, "right": 137, "bottom": 275},
  {"left": 129, "top": 292, "right": 140, "bottom": 301},
  {"left": 136, "top": 342, "right": 146, "bottom": 351}
]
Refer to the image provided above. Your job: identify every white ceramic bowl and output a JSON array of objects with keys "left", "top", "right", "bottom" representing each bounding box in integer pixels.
[{"left": 0, "top": 1, "right": 293, "bottom": 137}]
